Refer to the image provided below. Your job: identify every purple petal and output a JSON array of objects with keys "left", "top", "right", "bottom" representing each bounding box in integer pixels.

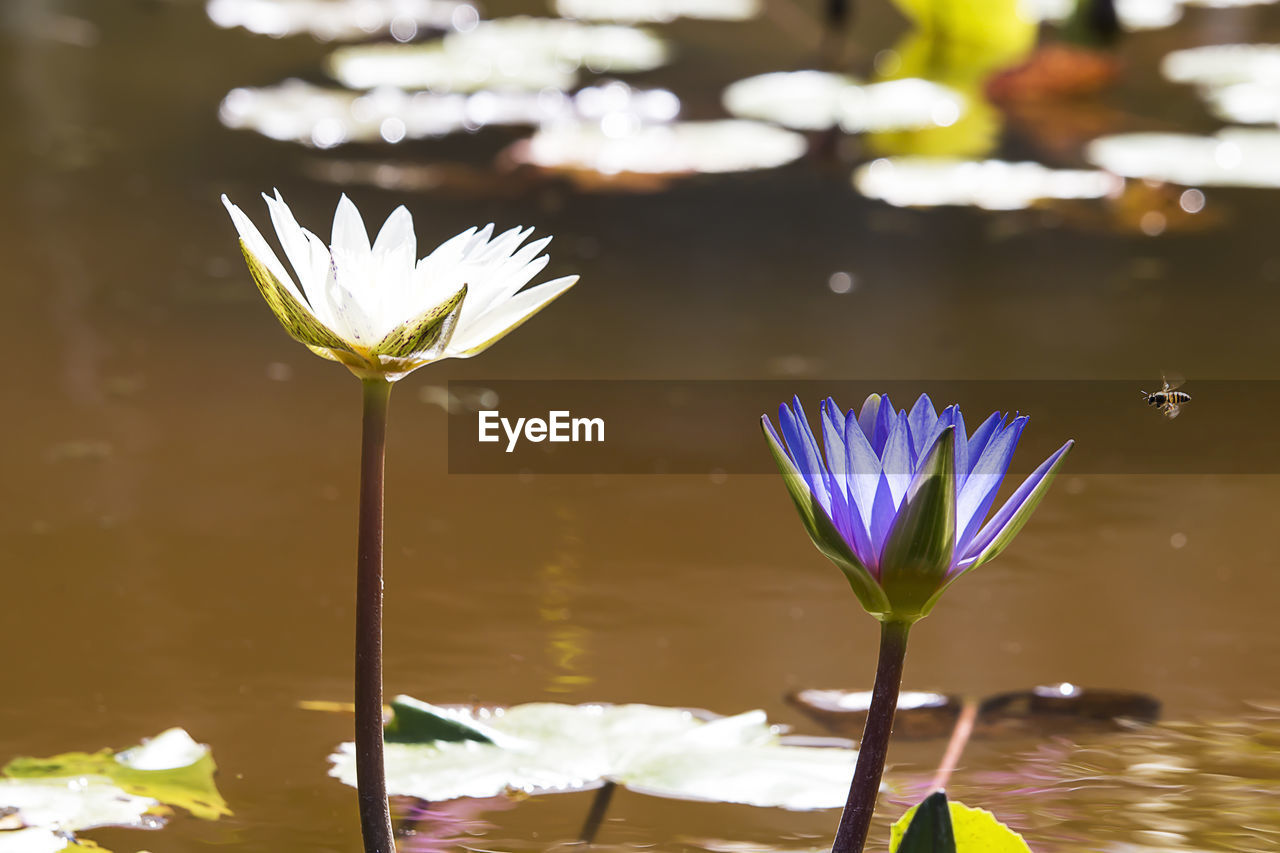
[
  {"left": 868, "top": 473, "right": 896, "bottom": 571},
  {"left": 779, "top": 399, "right": 831, "bottom": 514},
  {"left": 955, "top": 415, "right": 1028, "bottom": 552},
  {"left": 843, "top": 408, "right": 881, "bottom": 562},
  {"left": 882, "top": 412, "right": 912, "bottom": 506},
  {"left": 820, "top": 399, "right": 855, "bottom": 543},
  {"left": 962, "top": 439, "right": 1074, "bottom": 566},
  {"left": 907, "top": 394, "right": 939, "bottom": 460},
  {"left": 857, "top": 394, "right": 881, "bottom": 443},
  {"left": 963, "top": 412, "right": 1004, "bottom": 481},
  {"left": 872, "top": 394, "right": 896, "bottom": 455}
]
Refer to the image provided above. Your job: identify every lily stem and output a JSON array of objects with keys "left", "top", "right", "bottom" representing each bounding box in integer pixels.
[
  {"left": 578, "top": 780, "right": 617, "bottom": 845},
  {"left": 356, "top": 378, "right": 395, "bottom": 853},
  {"left": 832, "top": 619, "right": 912, "bottom": 853}
]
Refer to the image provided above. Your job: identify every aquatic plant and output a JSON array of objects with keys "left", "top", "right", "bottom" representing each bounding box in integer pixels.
[
  {"left": 762, "top": 394, "right": 1071, "bottom": 853},
  {"left": 222, "top": 191, "right": 578, "bottom": 853}
]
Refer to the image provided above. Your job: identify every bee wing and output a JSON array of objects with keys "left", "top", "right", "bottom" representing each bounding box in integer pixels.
[
  {"left": 1164, "top": 403, "right": 1181, "bottom": 419},
  {"left": 1161, "top": 371, "right": 1186, "bottom": 392}
]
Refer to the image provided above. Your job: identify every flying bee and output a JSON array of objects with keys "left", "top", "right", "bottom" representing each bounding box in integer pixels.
[{"left": 1140, "top": 375, "right": 1191, "bottom": 419}]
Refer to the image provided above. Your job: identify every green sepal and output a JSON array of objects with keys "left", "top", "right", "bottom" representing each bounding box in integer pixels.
[
  {"left": 384, "top": 696, "right": 499, "bottom": 745},
  {"left": 879, "top": 427, "right": 956, "bottom": 621},
  {"left": 761, "top": 417, "right": 891, "bottom": 617},
  {"left": 238, "top": 240, "right": 352, "bottom": 353},
  {"left": 372, "top": 284, "right": 467, "bottom": 360},
  {"left": 894, "top": 791, "right": 957, "bottom": 853}
]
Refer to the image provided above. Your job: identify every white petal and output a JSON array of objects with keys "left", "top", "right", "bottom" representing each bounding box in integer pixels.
[
  {"left": 263, "top": 190, "right": 333, "bottom": 323},
  {"left": 331, "top": 193, "right": 372, "bottom": 259},
  {"left": 447, "top": 275, "right": 578, "bottom": 356},
  {"left": 221, "top": 194, "right": 308, "bottom": 307}
]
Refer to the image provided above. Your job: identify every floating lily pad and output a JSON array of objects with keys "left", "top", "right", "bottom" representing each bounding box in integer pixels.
[
  {"left": 1023, "top": 0, "right": 1181, "bottom": 30},
  {"left": 205, "top": 0, "right": 475, "bottom": 41},
  {"left": 853, "top": 157, "right": 1120, "bottom": 210},
  {"left": 505, "top": 120, "right": 806, "bottom": 184},
  {"left": 0, "top": 778, "right": 157, "bottom": 834},
  {"left": 328, "top": 698, "right": 859, "bottom": 809},
  {"left": 220, "top": 78, "right": 679, "bottom": 147},
  {"left": 788, "top": 690, "right": 962, "bottom": 740},
  {"left": 554, "top": 0, "right": 759, "bottom": 22},
  {"left": 327, "top": 18, "right": 668, "bottom": 92},
  {"left": 4, "top": 728, "right": 230, "bottom": 822},
  {"left": 722, "top": 72, "right": 964, "bottom": 133},
  {"left": 1087, "top": 128, "right": 1280, "bottom": 187}
]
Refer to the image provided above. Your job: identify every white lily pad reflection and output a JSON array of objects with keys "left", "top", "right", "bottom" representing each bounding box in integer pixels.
[
  {"left": 220, "top": 79, "right": 679, "bottom": 147},
  {"left": 206, "top": 0, "right": 478, "bottom": 41},
  {"left": 1087, "top": 128, "right": 1280, "bottom": 187},
  {"left": 853, "top": 157, "right": 1121, "bottom": 210},
  {"left": 328, "top": 17, "right": 668, "bottom": 91},
  {"left": 1162, "top": 44, "right": 1280, "bottom": 88},
  {"left": 328, "top": 699, "right": 859, "bottom": 809},
  {"left": 1023, "top": 0, "right": 1181, "bottom": 30},
  {"left": 554, "top": 0, "right": 759, "bottom": 22},
  {"left": 507, "top": 120, "right": 806, "bottom": 178},
  {"left": 722, "top": 71, "right": 964, "bottom": 134}
]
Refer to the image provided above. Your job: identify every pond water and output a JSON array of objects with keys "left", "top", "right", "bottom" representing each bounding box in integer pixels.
[{"left": 2, "top": 0, "right": 1280, "bottom": 851}]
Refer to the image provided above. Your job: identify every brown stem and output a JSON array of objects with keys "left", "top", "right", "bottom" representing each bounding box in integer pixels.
[
  {"left": 929, "top": 697, "right": 979, "bottom": 792},
  {"left": 356, "top": 378, "right": 395, "bottom": 853},
  {"left": 832, "top": 619, "right": 911, "bottom": 853}
]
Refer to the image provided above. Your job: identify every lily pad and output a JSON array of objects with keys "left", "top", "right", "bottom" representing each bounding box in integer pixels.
[
  {"left": 4, "top": 728, "right": 230, "bottom": 821},
  {"left": 1086, "top": 128, "right": 1280, "bottom": 187},
  {"left": 722, "top": 72, "right": 964, "bottom": 133},
  {"left": 327, "top": 18, "right": 668, "bottom": 92},
  {"left": 328, "top": 698, "right": 859, "bottom": 809},
  {"left": 205, "top": 0, "right": 474, "bottom": 41},
  {"left": 220, "top": 78, "right": 679, "bottom": 147},
  {"left": 853, "top": 157, "right": 1120, "bottom": 210},
  {"left": 554, "top": 0, "right": 760, "bottom": 22},
  {"left": 0, "top": 828, "right": 103, "bottom": 853},
  {"left": 505, "top": 120, "right": 806, "bottom": 182}
]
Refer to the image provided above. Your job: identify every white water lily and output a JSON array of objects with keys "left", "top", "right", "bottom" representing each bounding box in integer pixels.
[{"left": 222, "top": 192, "right": 578, "bottom": 380}]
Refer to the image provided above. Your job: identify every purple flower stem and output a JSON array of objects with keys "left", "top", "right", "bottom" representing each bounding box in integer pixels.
[
  {"left": 578, "top": 781, "right": 618, "bottom": 844},
  {"left": 832, "top": 619, "right": 912, "bottom": 853},
  {"left": 356, "top": 378, "right": 396, "bottom": 853}
]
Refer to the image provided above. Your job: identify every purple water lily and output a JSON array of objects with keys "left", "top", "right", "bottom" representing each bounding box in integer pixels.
[{"left": 762, "top": 393, "right": 1072, "bottom": 622}]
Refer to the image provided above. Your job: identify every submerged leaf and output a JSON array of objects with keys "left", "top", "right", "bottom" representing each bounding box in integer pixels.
[{"left": 330, "top": 701, "right": 859, "bottom": 809}]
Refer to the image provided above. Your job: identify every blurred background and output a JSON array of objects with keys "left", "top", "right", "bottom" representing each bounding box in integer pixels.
[{"left": 2, "top": 0, "right": 1279, "bottom": 850}]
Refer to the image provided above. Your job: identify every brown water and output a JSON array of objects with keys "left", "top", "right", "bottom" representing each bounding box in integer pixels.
[{"left": 3, "top": 1, "right": 1280, "bottom": 851}]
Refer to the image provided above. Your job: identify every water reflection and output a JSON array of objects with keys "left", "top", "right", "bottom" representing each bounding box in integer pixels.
[
  {"left": 1087, "top": 128, "right": 1280, "bottom": 187},
  {"left": 554, "top": 0, "right": 759, "bottom": 22}
]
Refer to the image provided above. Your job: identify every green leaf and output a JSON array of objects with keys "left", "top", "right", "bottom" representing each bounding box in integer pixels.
[
  {"left": 879, "top": 428, "right": 956, "bottom": 621},
  {"left": 330, "top": 701, "right": 861, "bottom": 809},
  {"left": 4, "top": 729, "right": 230, "bottom": 821},
  {"left": 371, "top": 285, "right": 467, "bottom": 360},
  {"left": 760, "top": 417, "right": 891, "bottom": 618},
  {"left": 384, "top": 696, "right": 498, "bottom": 744},
  {"left": 894, "top": 791, "right": 956, "bottom": 853},
  {"left": 891, "top": 797, "right": 1032, "bottom": 853},
  {"left": 239, "top": 239, "right": 354, "bottom": 353}
]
